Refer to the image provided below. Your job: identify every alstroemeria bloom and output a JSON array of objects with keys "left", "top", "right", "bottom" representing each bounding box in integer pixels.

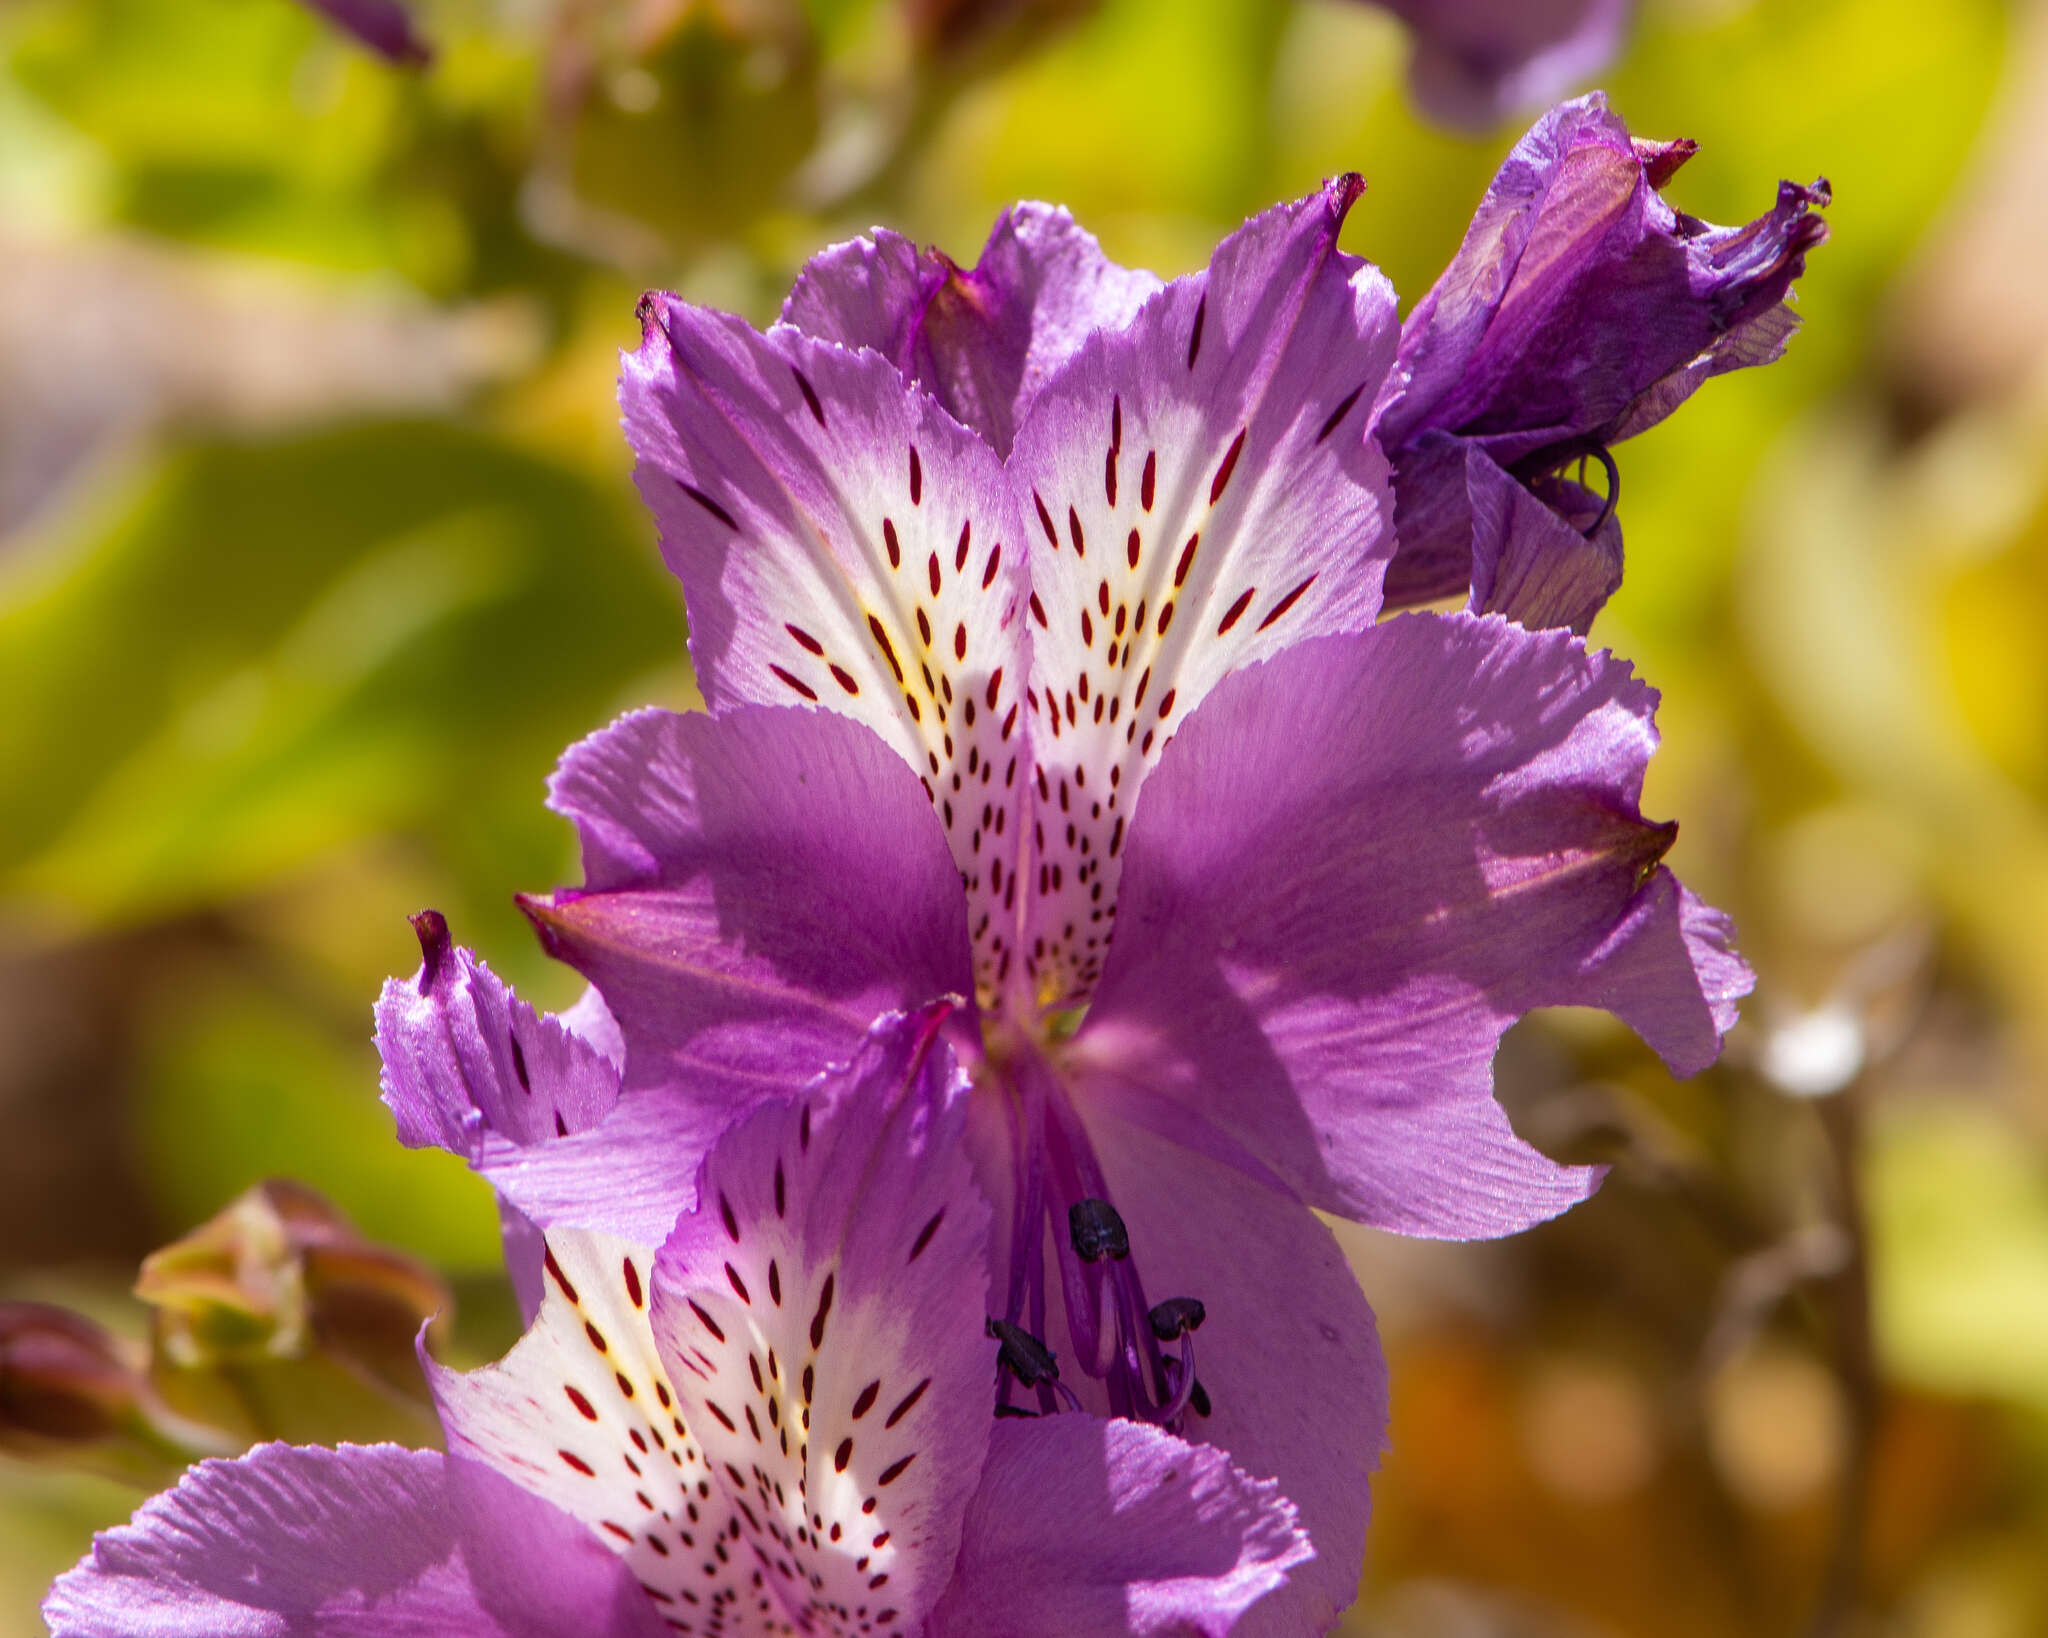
[
  {"left": 513, "top": 175, "right": 1750, "bottom": 1631},
  {"left": 1377, "top": 93, "right": 1830, "bottom": 632},
  {"left": 1356, "top": 0, "right": 1631, "bottom": 131},
  {"left": 50, "top": 1009, "right": 1310, "bottom": 1637}
]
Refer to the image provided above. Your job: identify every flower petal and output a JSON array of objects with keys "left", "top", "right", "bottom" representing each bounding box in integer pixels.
[
  {"left": 649, "top": 1005, "right": 995, "bottom": 1636},
  {"left": 1461, "top": 437, "right": 1625, "bottom": 635},
  {"left": 783, "top": 205, "right": 1163, "bottom": 456},
  {"left": 624, "top": 301, "right": 1030, "bottom": 1000},
  {"left": 375, "top": 910, "right": 621, "bottom": 1159},
  {"left": 44, "top": 1443, "right": 665, "bottom": 1637},
  {"left": 1042, "top": 1104, "right": 1383, "bottom": 1637},
  {"left": 428, "top": 1224, "right": 761, "bottom": 1621},
  {"left": 1382, "top": 94, "right": 1827, "bottom": 461},
  {"left": 1081, "top": 614, "right": 1750, "bottom": 1238},
  {"left": 527, "top": 705, "right": 974, "bottom": 1125},
  {"left": 930, "top": 1415, "right": 1313, "bottom": 1638},
  {"left": 1005, "top": 177, "right": 1399, "bottom": 1006}
]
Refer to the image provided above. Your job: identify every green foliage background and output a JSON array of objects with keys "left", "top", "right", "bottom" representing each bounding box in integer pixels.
[{"left": 4, "top": 0, "right": 2047, "bottom": 1632}]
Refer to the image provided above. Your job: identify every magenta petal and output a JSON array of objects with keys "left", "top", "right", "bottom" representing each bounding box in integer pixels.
[
  {"left": 375, "top": 911, "right": 622, "bottom": 1158},
  {"left": 650, "top": 1006, "right": 995, "bottom": 1631},
  {"left": 1082, "top": 614, "right": 1749, "bottom": 1238},
  {"left": 932, "top": 1415, "right": 1313, "bottom": 1638},
  {"left": 44, "top": 1444, "right": 664, "bottom": 1638},
  {"left": 622, "top": 301, "right": 1030, "bottom": 989},
  {"left": 531, "top": 705, "right": 973, "bottom": 1118},
  {"left": 1006, "top": 177, "right": 1399, "bottom": 1004},
  {"left": 784, "top": 205, "right": 1163, "bottom": 456}
]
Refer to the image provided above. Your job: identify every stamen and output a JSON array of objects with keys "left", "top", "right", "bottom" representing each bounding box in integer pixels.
[
  {"left": 1068, "top": 1198, "right": 1129, "bottom": 1263},
  {"left": 988, "top": 1047, "right": 1209, "bottom": 1431},
  {"left": 986, "top": 1317, "right": 1082, "bottom": 1413},
  {"left": 986, "top": 1317, "right": 1059, "bottom": 1386},
  {"left": 1147, "top": 1297, "right": 1206, "bottom": 1340}
]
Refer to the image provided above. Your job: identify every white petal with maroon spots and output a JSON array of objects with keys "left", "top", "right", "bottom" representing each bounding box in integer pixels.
[
  {"left": 624, "top": 301, "right": 1031, "bottom": 1005},
  {"left": 1004, "top": 178, "right": 1400, "bottom": 1007},
  {"left": 427, "top": 1227, "right": 781, "bottom": 1635},
  {"left": 649, "top": 1008, "right": 995, "bottom": 1638}
]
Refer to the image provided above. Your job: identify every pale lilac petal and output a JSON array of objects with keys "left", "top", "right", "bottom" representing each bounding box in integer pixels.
[
  {"left": 649, "top": 1006, "right": 995, "bottom": 1632},
  {"left": 931, "top": 1416, "right": 1313, "bottom": 1638},
  {"left": 1006, "top": 177, "right": 1399, "bottom": 1005},
  {"left": 473, "top": 1094, "right": 722, "bottom": 1252},
  {"left": 783, "top": 205, "right": 1163, "bottom": 455},
  {"left": 526, "top": 705, "right": 974, "bottom": 1130},
  {"left": 44, "top": 1444, "right": 664, "bottom": 1638},
  {"left": 374, "top": 910, "right": 620, "bottom": 1159},
  {"left": 498, "top": 1201, "right": 548, "bottom": 1326},
  {"left": 1364, "top": 0, "right": 1628, "bottom": 130},
  {"left": 623, "top": 300, "right": 1029, "bottom": 997},
  {"left": 1081, "top": 615, "right": 1749, "bottom": 1238},
  {"left": 297, "top": 0, "right": 431, "bottom": 64},
  {"left": 427, "top": 1226, "right": 759, "bottom": 1620},
  {"left": 1048, "top": 1105, "right": 1382, "bottom": 1636}
]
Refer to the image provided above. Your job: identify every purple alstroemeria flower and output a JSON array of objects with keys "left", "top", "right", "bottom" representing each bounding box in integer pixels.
[
  {"left": 1377, "top": 92, "right": 1831, "bottom": 632},
  {"left": 50, "top": 1009, "right": 1310, "bottom": 1637},
  {"left": 1357, "top": 0, "right": 1631, "bottom": 130},
  {"left": 505, "top": 175, "right": 1750, "bottom": 1632},
  {"left": 296, "top": 0, "right": 432, "bottom": 65}
]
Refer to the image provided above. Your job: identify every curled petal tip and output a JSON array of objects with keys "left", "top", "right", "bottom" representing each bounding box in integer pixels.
[
  {"left": 409, "top": 910, "right": 451, "bottom": 990},
  {"left": 1633, "top": 136, "right": 1699, "bottom": 189},
  {"left": 635, "top": 291, "right": 667, "bottom": 348},
  {"left": 1326, "top": 172, "right": 1367, "bottom": 221}
]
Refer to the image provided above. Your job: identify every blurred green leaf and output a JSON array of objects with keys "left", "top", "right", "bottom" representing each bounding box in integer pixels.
[{"left": 0, "top": 421, "right": 682, "bottom": 955}]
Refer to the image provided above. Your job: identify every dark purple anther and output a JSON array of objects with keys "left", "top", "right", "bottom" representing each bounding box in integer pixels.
[
  {"left": 1068, "top": 1198, "right": 1129, "bottom": 1263},
  {"left": 1147, "top": 1298, "right": 1206, "bottom": 1341},
  {"left": 986, "top": 1317, "right": 1060, "bottom": 1387}
]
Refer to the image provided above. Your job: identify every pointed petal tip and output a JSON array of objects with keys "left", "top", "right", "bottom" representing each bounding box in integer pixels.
[{"left": 409, "top": 909, "right": 452, "bottom": 990}]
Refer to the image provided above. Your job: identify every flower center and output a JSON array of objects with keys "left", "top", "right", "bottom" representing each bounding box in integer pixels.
[{"left": 973, "top": 1030, "right": 1208, "bottom": 1430}]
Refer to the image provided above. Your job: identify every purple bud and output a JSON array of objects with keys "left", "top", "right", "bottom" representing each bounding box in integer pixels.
[{"left": 1378, "top": 93, "right": 1829, "bottom": 624}]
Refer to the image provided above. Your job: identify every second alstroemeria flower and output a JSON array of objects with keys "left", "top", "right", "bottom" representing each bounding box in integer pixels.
[
  {"left": 522, "top": 177, "right": 1748, "bottom": 1631},
  {"left": 54, "top": 1009, "right": 1305, "bottom": 1637}
]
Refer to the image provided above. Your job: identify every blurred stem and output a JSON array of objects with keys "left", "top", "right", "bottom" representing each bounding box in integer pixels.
[{"left": 1806, "top": 1089, "right": 1877, "bottom": 1638}]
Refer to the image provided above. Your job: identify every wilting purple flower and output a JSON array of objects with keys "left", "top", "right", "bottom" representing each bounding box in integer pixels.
[
  {"left": 493, "top": 175, "right": 1752, "bottom": 1630},
  {"left": 296, "top": 0, "right": 431, "bottom": 65},
  {"left": 1357, "top": 0, "right": 1631, "bottom": 130},
  {"left": 50, "top": 1009, "right": 1309, "bottom": 1637},
  {"left": 1377, "top": 93, "right": 1830, "bottom": 631}
]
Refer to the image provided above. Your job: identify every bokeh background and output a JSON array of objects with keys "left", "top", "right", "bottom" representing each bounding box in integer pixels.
[{"left": 4, "top": 0, "right": 2047, "bottom": 1632}]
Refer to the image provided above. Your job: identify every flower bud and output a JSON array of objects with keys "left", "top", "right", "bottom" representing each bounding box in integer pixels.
[
  {"left": 0, "top": 1302, "right": 142, "bottom": 1451},
  {"left": 136, "top": 1179, "right": 449, "bottom": 1401}
]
